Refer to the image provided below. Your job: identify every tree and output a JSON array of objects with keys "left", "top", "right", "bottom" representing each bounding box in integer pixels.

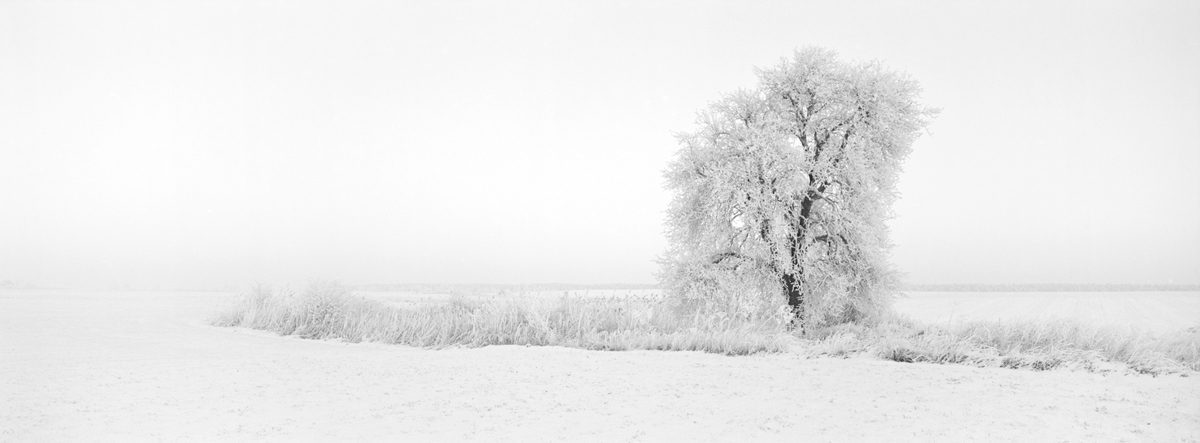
[{"left": 663, "top": 48, "right": 935, "bottom": 328}]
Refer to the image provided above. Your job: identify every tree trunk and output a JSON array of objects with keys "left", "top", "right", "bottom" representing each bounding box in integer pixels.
[
  {"left": 781, "top": 271, "right": 803, "bottom": 329},
  {"left": 784, "top": 191, "right": 818, "bottom": 331}
]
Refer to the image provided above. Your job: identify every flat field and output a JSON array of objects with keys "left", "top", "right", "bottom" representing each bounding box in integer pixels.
[
  {"left": 895, "top": 291, "right": 1200, "bottom": 334},
  {"left": 2, "top": 289, "right": 1198, "bottom": 441}
]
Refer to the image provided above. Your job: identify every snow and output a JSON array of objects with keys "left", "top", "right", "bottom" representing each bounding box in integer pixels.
[
  {"left": 360, "top": 288, "right": 664, "bottom": 309},
  {"left": 895, "top": 291, "right": 1200, "bottom": 333},
  {"left": 3, "top": 289, "right": 1199, "bottom": 441}
]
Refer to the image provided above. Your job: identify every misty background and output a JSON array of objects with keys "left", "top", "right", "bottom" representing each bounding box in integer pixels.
[{"left": 2, "top": 0, "right": 1197, "bottom": 290}]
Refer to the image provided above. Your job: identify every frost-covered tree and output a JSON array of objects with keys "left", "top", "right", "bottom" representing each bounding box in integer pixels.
[{"left": 663, "top": 48, "right": 934, "bottom": 328}]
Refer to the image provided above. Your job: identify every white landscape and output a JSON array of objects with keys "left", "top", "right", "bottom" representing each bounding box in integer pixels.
[
  {"left": 3, "top": 288, "right": 1199, "bottom": 441},
  {"left": 4, "top": 1, "right": 1200, "bottom": 442}
]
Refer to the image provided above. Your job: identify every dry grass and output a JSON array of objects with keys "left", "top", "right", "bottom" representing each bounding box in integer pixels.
[
  {"left": 213, "top": 283, "right": 1199, "bottom": 374},
  {"left": 212, "top": 282, "right": 795, "bottom": 355},
  {"left": 803, "top": 315, "right": 1200, "bottom": 375}
]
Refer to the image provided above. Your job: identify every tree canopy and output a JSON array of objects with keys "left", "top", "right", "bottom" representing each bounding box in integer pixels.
[{"left": 663, "top": 48, "right": 935, "bottom": 327}]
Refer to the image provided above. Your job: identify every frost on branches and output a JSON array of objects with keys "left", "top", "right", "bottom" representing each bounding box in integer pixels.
[{"left": 663, "top": 48, "right": 935, "bottom": 329}]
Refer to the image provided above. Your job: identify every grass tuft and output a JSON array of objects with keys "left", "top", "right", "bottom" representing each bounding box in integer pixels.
[{"left": 802, "top": 314, "right": 1200, "bottom": 375}]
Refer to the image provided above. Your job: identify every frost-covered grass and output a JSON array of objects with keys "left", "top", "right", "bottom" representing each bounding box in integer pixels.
[
  {"left": 212, "top": 282, "right": 793, "bottom": 355},
  {"left": 213, "top": 283, "right": 1199, "bottom": 374},
  {"left": 803, "top": 315, "right": 1200, "bottom": 375}
]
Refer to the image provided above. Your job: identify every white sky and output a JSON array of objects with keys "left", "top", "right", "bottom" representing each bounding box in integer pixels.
[{"left": 2, "top": 0, "right": 1198, "bottom": 289}]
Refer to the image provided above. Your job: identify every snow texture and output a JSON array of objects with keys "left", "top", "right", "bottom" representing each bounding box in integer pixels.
[{"left": 3, "top": 289, "right": 1198, "bottom": 441}]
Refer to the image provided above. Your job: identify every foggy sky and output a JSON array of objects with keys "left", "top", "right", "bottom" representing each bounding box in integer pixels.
[{"left": 2, "top": 0, "right": 1198, "bottom": 289}]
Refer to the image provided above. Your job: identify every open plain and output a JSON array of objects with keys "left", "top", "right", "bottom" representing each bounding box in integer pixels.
[{"left": 2, "top": 289, "right": 1198, "bottom": 441}]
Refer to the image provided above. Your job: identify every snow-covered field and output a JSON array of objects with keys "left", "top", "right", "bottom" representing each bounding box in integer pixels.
[
  {"left": 3, "top": 289, "right": 1199, "bottom": 441},
  {"left": 895, "top": 291, "right": 1200, "bottom": 334},
  {"left": 359, "top": 288, "right": 664, "bottom": 309}
]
